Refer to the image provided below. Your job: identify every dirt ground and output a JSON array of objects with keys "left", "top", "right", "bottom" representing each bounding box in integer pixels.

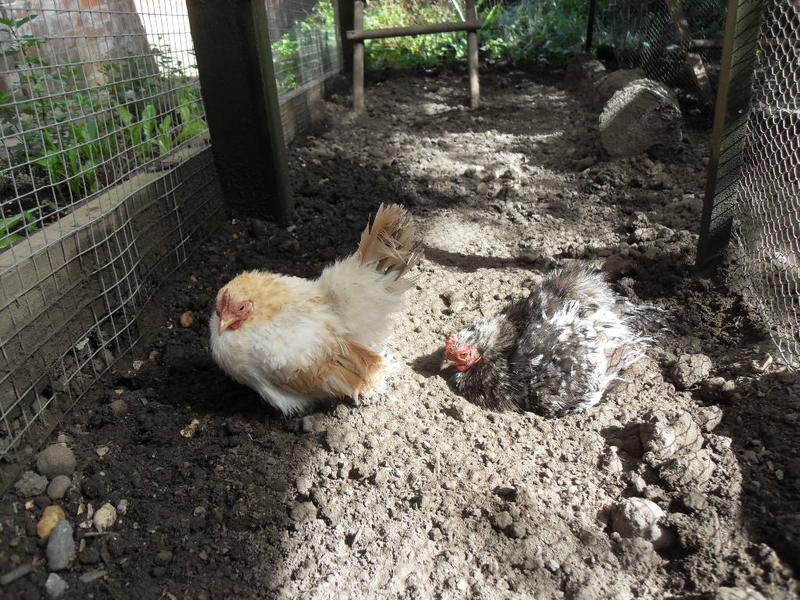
[{"left": 1, "top": 67, "right": 799, "bottom": 600}]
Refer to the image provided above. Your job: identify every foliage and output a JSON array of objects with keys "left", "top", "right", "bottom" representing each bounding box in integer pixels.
[
  {"left": 0, "top": 13, "right": 208, "bottom": 249},
  {"left": 0, "top": 207, "right": 41, "bottom": 249}
]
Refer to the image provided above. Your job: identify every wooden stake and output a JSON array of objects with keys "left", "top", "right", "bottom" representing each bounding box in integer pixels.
[
  {"left": 466, "top": 0, "right": 480, "bottom": 109},
  {"left": 353, "top": 0, "right": 365, "bottom": 114}
]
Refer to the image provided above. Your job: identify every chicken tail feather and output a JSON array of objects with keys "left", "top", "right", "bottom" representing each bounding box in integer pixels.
[{"left": 357, "top": 203, "right": 422, "bottom": 286}]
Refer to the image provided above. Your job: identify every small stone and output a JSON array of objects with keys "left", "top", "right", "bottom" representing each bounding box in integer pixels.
[
  {"left": 291, "top": 501, "right": 317, "bottom": 523},
  {"left": 155, "top": 549, "right": 173, "bottom": 564},
  {"left": 491, "top": 510, "right": 514, "bottom": 531},
  {"left": 681, "top": 491, "right": 708, "bottom": 512},
  {"left": 78, "top": 545, "right": 101, "bottom": 565},
  {"left": 45, "top": 573, "right": 68, "bottom": 599},
  {"left": 0, "top": 563, "right": 33, "bottom": 586},
  {"left": 15, "top": 470, "right": 48, "bottom": 497},
  {"left": 116, "top": 499, "right": 129, "bottom": 516},
  {"left": 95, "top": 445, "right": 110, "bottom": 458},
  {"left": 631, "top": 475, "right": 647, "bottom": 494},
  {"left": 36, "top": 444, "right": 77, "bottom": 478},
  {"left": 713, "top": 588, "right": 767, "bottom": 600},
  {"left": 696, "top": 405, "right": 723, "bottom": 432},
  {"left": 659, "top": 449, "right": 715, "bottom": 490},
  {"left": 611, "top": 497, "right": 670, "bottom": 549},
  {"left": 545, "top": 559, "right": 560, "bottom": 572},
  {"left": 109, "top": 399, "right": 128, "bottom": 416},
  {"left": 640, "top": 409, "right": 704, "bottom": 463},
  {"left": 47, "top": 521, "right": 76, "bottom": 571},
  {"left": 37, "top": 505, "right": 66, "bottom": 539},
  {"left": 295, "top": 476, "right": 312, "bottom": 496},
  {"left": 476, "top": 182, "right": 489, "bottom": 195},
  {"left": 93, "top": 503, "right": 117, "bottom": 532},
  {"left": 670, "top": 354, "right": 713, "bottom": 389},
  {"left": 78, "top": 569, "right": 106, "bottom": 584},
  {"left": 179, "top": 311, "right": 194, "bottom": 328},
  {"left": 132, "top": 360, "right": 144, "bottom": 370},
  {"left": 46, "top": 476, "right": 71, "bottom": 500}
]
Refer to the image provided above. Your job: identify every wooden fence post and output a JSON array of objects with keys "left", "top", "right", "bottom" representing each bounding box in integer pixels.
[
  {"left": 186, "top": 0, "right": 293, "bottom": 224},
  {"left": 466, "top": 0, "right": 480, "bottom": 108},
  {"left": 695, "top": 0, "right": 764, "bottom": 269},
  {"left": 352, "top": 0, "right": 366, "bottom": 113},
  {"left": 584, "top": 0, "right": 597, "bottom": 53}
]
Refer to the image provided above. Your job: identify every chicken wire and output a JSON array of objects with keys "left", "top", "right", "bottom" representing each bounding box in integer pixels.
[
  {"left": 0, "top": 0, "right": 222, "bottom": 482},
  {"left": 729, "top": 1, "right": 800, "bottom": 369},
  {"left": 594, "top": 0, "right": 725, "bottom": 105},
  {"left": 268, "top": 0, "right": 341, "bottom": 138}
]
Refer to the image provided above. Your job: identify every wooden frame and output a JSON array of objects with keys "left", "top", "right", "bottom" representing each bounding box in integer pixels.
[
  {"left": 347, "top": 0, "right": 481, "bottom": 113},
  {"left": 695, "top": 0, "right": 765, "bottom": 269}
]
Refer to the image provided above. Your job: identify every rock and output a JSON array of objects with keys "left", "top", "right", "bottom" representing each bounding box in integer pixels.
[
  {"left": 78, "top": 570, "right": 106, "bottom": 584},
  {"left": 36, "top": 444, "right": 77, "bottom": 477},
  {"left": 47, "top": 521, "right": 76, "bottom": 571},
  {"left": 616, "top": 537, "right": 662, "bottom": 570},
  {"left": 15, "top": 470, "right": 48, "bottom": 497},
  {"left": 116, "top": 499, "right": 129, "bottom": 516},
  {"left": 291, "top": 501, "right": 317, "bottom": 523},
  {"left": 681, "top": 491, "right": 708, "bottom": 513},
  {"left": 611, "top": 497, "right": 672, "bottom": 549},
  {"left": 659, "top": 448, "right": 715, "bottom": 490},
  {"left": 326, "top": 426, "right": 358, "bottom": 452},
  {"left": 476, "top": 182, "right": 489, "bottom": 195},
  {"left": 45, "top": 573, "right": 68, "bottom": 599},
  {"left": 713, "top": 588, "right": 767, "bottom": 600},
  {"left": 640, "top": 409, "right": 704, "bottom": 463},
  {"left": 109, "top": 399, "right": 128, "bottom": 416},
  {"left": 155, "top": 550, "right": 173, "bottom": 565},
  {"left": 670, "top": 354, "right": 713, "bottom": 389},
  {"left": 591, "top": 68, "right": 645, "bottom": 109},
  {"left": 599, "top": 79, "right": 682, "bottom": 157},
  {"left": 492, "top": 510, "right": 514, "bottom": 531},
  {"left": 0, "top": 563, "right": 33, "bottom": 586},
  {"left": 295, "top": 476, "right": 312, "bottom": 496},
  {"left": 564, "top": 54, "right": 606, "bottom": 93},
  {"left": 696, "top": 405, "right": 723, "bottom": 432},
  {"left": 179, "top": 311, "right": 194, "bottom": 327},
  {"left": 37, "top": 505, "right": 66, "bottom": 539},
  {"left": 545, "top": 559, "right": 560, "bottom": 573},
  {"left": 47, "top": 476, "right": 71, "bottom": 500},
  {"left": 602, "top": 447, "right": 623, "bottom": 474},
  {"left": 93, "top": 503, "right": 117, "bottom": 532}
]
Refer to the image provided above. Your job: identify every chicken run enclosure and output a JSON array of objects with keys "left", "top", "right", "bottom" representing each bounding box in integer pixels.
[{"left": 0, "top": 0, "right": 798, "bottom": 597}]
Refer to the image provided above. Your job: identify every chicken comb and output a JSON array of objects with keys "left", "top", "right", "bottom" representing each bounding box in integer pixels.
[{"left": 444, "top": 334, "right": 459, "bottom": 357}]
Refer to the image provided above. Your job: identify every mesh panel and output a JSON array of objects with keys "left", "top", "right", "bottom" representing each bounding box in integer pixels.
[
  {"left": 595, "top": 0, "right": 725, "bottom": 103},
  {"left": 731, "top": 2, "right": 800, "bottom": 368},
  {"left": 0, "top": 0, "right": 222, "bottom": 480}
]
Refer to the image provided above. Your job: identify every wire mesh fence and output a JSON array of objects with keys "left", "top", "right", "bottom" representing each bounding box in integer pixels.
[
  {"left": 594, "top": 0, "right": 726, "bottom": 110},
  {"left": 729, "top": 1, "right": 800, "bottom": 369},
  {"left": 0, "top": 0, "right": 222, "bottom": 481}
]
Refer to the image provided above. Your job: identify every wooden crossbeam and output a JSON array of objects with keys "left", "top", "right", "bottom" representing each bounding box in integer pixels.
[{"left": 346, "top": 20, "right": 481, "bottom": 41}]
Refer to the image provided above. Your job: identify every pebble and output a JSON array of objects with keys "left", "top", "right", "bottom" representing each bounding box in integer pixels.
[
  {"left": 47, "top": 520, "right": 76, "bottom": 571},
  {"left": 109, "top": 399, "right": 129, "bottom": 416},
  {"left": 696, "top": 405, "right": 723, "bottom": 432},
  {"left": 476, "top": 182, "right": 489, "bottom": 195},
  {"left": 179, "top": 311, "right": 194, "bottom": 328},
  {"left": 78, "top": 569, "right": 106, "bottom": 584},
  {"left": 611, "top": 497, "right": 673, "bottom": 550},
  {"left": 326, "top": 426, "right": 358, "bottom": 452},
  {"left": 36, "top": 444, "right": 77, "bottom": 478},
  {"left": 659, "top": 448, "right": 715, "bottom": 490},
  {"left": 155, "top": 550, "right": 173, "bottom": 565},
  {"left": 45, "top": 573, "right": 68, "bottom": 599},
  {"left": 713, "top": 588, "right": 766, "bottom": 600},
  {"left": 640, "top": 409, "right": 704, "bottom": 463},
  {"left": 93, "top": 503, "right": 117, "bottom": 532},
  {"left": 15, "top": 471, "right": 48, "bottom": 497},
  {"left": 545, "top": 559, "right": 560, "bottom": 572},
  {"left": 37, "top": 505, "right": 66, "bottom": 539},
  {"left": 46, "top": 476, "right": 71, "bottom": 500},
  {"left": 295, "top": 476, "right": 312, "bottom": 496},
  {"left": 682, "top": 491, "right": 708, "bottom": 512},
  {"left": 291, "top": 502, "right": 317, "bottom": 523},
  {"left": 0, "top": 563, "right": 33, "bottom": 585},
  {"left": 116, "top": 499, "right": 129, "bottom": 516}
]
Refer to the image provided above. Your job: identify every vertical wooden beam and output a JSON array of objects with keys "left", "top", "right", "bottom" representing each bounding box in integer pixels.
[
  {"left": 584, "top": 0, "right": 597, "bottom": 53},
  {"left": 353, "top": 0, "right": 366, "bottom": 113},
  {"left": 695, "top": 0, "right": 764, "bottom": 269},
  {"left": 465, "top": 0, "right": 480, "bottom": 109},
  {"left": 186, "top": 0, "right": 292, "bottom": 224},
  {"left": 334, "top": 0, "right": 355, "bottom": 74}
]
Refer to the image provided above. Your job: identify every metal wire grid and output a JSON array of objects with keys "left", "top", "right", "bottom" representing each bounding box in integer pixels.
[
  {"left": 730, "top": 1, "right": 800, "bottom": 368},
  {"left": 595, "top": 0, "right": 725, "bottom": 101},
  {"left": 0, "top": 1, "right": 220, "bottom": 474},
  {"left": 268, "top": 0, "right": 341, "bottom": 98}
]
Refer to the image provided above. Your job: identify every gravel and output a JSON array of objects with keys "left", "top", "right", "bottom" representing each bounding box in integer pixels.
[
  {"left": 14, "top": 471, "right": 48, "bottom": 498},
  {"left": 46, "top": 521, "right": 75, "bottom": 571},
  {"left": 46, "top": 476, "right": 71, "bottom": 501}
]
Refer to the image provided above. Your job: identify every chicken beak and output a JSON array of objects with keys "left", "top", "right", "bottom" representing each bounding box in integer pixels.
[
  {"left": 218, "top": 318, "right": 237, "bottom": 334},
  {"left": 440, "top": 358, "right": 455, "bottom": 371}
]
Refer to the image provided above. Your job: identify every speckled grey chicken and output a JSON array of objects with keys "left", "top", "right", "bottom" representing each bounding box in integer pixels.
[{"left": 441, "top": 266, "right": 660, "bottom": 418}]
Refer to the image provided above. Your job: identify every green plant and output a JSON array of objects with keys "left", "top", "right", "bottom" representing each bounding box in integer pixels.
[{"left": 0, "top": 208, "right": 41, "bottom": 249}]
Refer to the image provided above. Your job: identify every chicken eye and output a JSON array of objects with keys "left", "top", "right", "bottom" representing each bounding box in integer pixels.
[
  {"left": 238, "top": 303, "right": 247, "bottom": 313},
  {"left": 457, "top": 351, "right": 467, "bottom": 360}
]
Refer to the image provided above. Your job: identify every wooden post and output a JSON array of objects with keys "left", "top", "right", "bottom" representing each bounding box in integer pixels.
[
  {"left": 695, "top": 0, "right": 764, "bottom": 269},
  {"left": 584, "top": 0, "right": 597, "bottom": 53},
  {"left": 353, "top": 0, "right": 365, "bottom": 113},
  {"left": 334, "top": 0, "right": 355, "bottom": 74},
  {"left": 186, "top": 0, "right": 292, "bottom": 224},
  {"left": 466, "top": 0, "right": 480, "bottom": 109}
]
